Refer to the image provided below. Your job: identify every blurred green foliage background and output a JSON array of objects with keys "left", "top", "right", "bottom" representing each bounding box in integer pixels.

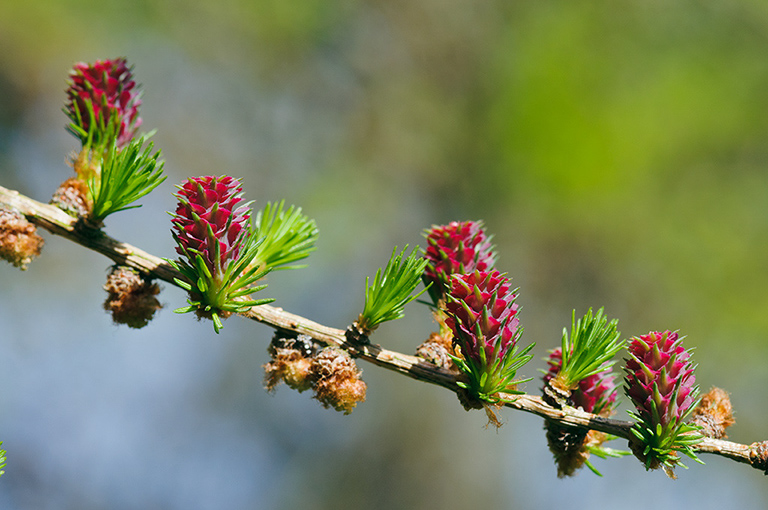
[{"left": 1, "top": 0, "right": 768, "bottom": 508}]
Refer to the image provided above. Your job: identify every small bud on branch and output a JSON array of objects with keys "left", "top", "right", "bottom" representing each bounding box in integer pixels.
[{"left": 103, "top": 265, "right": 162, "bottom": 328}]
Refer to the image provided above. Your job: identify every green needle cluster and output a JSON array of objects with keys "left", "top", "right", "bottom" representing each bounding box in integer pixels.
[
  {"left": 555, "top": 308, "right": 624, "bottom": 390},
  {"left": 88, "top": 138, "right": 165, "bottom": 223},
  {"left": 357, "top": 246, "right": 429, "bottom": 335},
  {"left": 0, "top": 441, "right": 6, "bottom": 478},
  {"left": 251, "top": 200, "right": 319, "bottom": 271},
  {"left": 171, "top": 233, "right": 274, "bottom": 333}
]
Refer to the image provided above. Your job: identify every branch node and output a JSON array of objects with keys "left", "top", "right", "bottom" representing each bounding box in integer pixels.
[
  {"left": 749, "top": 441, "right": 768, "bottom": 475},
  {"left": 345, "top": 322, "right": 370, "bottom": 347}
]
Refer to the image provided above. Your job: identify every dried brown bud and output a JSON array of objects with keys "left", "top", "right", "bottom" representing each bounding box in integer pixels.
[
  {"left": 690, "top": 387, "right": 735, "bottom": 439},
  {"left": 103, "top": 265, "right": 161, "bottom": 328},
  {"left": 0, "top": 208, "right": 44, "bottom": 270},
  {"left": 51, "top": 177, "right": 92, "bottom": 217},
  {"left": 309, "top": 347, "right": 366, "bottom": 414},
  {"left": 415, "top": 332, "right": 455, "bottom": 370},
  {"left": 264, "top": 337, "right": 365, "bottom": 414},
  {"left": 264, "top": 346, "right": 313, "bottom": 393},
  {"left": 264, "top": 335, "right": 319, "bottom": 393}
]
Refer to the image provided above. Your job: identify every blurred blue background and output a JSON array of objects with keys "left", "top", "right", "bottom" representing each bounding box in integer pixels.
[{"left": 1, "top": 1, "right": 768, "bottom": 508}]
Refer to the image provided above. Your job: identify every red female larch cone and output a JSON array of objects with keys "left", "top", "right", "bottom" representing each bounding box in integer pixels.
[
  {"left": 171, "top": 175, "right": 251, "bottom": 278},
  {"left": 624, "top": 330, "right": 701, "bottom": 476},
  {"left": 422, "top": 220, "right": 496, "bottom": 305},
  {"left": 625, "top": 331, "right": 697, "bottom": 430},
  {"left": 65, "top": 57, "right": 142, "bottom": 149}
]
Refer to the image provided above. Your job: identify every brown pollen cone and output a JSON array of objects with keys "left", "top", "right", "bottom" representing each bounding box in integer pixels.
[
  {"left": 264, "top": 340, "right": 314, "bottom": 393},
  {"left": 690, "top": 387, "right": 735, "bottom": 439},
  {"left": 51, "top": 177, "right": 92, "bottom": 218},
  {"left": 541, "top": 378, "right": 588, "bottom": 477},
  {"left": 416, "top": 331, "right": 457, "bottom": 370},
  {"left": 416, "top": 307, "right": 461, "bottom": 370},
  {"left": 103, "top": 265, "right": 162, "bottom": 328},
  {"left": 0, "top": 208, "right": 44, "bottom": 270},
  {"left": 310, "top": 347, "right": 366, "bottom": 414}
]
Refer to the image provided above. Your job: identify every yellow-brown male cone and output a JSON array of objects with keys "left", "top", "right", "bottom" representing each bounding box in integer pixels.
[
  {"left": 264, "top": 338, "right": 314, "bottom": 393},
  {"left": 690, "top": 387, "right": 734, "bottom": 440},
  {"left": 103, "top": 265, "right": 162, "bottom": 328},
  {"left": 310, "top": 347, "right": 367, "bottom": 414},
  {"left": 51, "top": 177, "right": 92, "bottom": 218},
  {"left": 0, "top": 208, "right": 44, "bottom": 270}
]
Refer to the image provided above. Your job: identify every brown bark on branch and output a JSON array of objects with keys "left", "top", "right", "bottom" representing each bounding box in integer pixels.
[{"left": 2, "top": 183, "right": 767, "bottom": 474}]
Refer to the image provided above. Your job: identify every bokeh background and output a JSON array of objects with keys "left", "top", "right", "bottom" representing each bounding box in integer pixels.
[{"left": 1, "top": 1, "right": 768, "bottom": 508}]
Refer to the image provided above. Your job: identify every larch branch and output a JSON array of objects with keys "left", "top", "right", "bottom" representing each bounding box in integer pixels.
[{"left": 2, "top": 183, "right": 767, "bottom": 474}]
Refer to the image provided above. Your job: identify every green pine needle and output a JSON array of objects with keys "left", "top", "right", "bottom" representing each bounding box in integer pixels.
[
  {"left": 579, "top": 436, "right": 631, "bottom": 476},
  {"left": 251, "top": 200, "right": 318, "bottom": 271},
  {"left": 89, "top": 138, "right": 166, "bottom": 223},
  {"left": 0, "top": 441, "right": 5, "bottom": 477},
  {"left": 557, "top": 307, "right": 624, "bottom": 388},
  {"left": 586, "top": 441, "right": 631, "bottom": 460},
  {"left": 357, "top": 245, "right": 429, "bottom": 334}
]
